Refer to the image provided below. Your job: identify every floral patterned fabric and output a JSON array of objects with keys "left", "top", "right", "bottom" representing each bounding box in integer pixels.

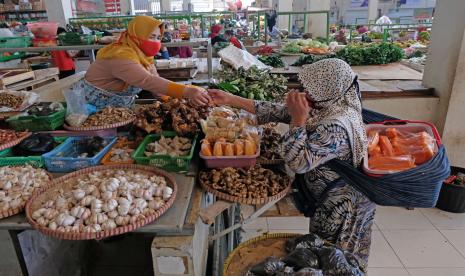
[{"left": 254, "top": 100, "right": 375, "bottom": 270}]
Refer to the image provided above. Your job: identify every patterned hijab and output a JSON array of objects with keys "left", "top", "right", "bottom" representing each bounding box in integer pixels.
[{"left": 298, "top": 58, "right": 367, "bottom": 166}]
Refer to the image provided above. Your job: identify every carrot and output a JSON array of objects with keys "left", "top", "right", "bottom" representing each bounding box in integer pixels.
[
  {"left": 368, "top": 131, "right": 380, "bottom": 153},
  {"left": 379, "top": 136, "right": 395, "bottom": 156},
  {"left": 368, "top": 155, "right": 416, "bottom": 171}
]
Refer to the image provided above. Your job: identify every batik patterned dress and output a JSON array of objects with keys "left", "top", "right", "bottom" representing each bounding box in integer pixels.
[{"left": 255, "top": 101, "right": 376, "bottom": 270}]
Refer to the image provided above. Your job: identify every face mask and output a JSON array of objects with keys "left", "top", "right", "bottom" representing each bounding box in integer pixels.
[{"left": 130, "top": 34, "right": 161, "bottom": 56}]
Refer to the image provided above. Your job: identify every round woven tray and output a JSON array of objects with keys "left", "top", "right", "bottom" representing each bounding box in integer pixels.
[
  {"left": 25, "top": 164, "right": 177, "bottom": 240},
  {"left": 224, "top": 233, "right": 303, "bottom": 276},
  {"left": 199, "top": 176, "right": 291, "bottom": 205},
  {"left": 63, "top": 117, "right": 135, "bottom": 131},
  {"left": 0, "top": 167, "right": 52, "bottom": 219},
  {"left": 0, "top": 132, "right": 31, "bottom": 151},
  {"left": 257, "top": 157, "right": 285, "bottom": 165}
]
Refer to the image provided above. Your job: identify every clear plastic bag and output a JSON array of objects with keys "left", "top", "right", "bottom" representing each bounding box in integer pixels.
[
  {"left": 248, "top": 257, "right": 286, "bottom": 276},
  {"left": 64, "top": 85, "right": 91, "bottom": 127}
]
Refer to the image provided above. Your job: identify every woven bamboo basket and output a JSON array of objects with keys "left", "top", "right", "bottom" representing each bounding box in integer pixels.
[
  {"left": 63, "top": 117, "right": 135, "bottom": 131},
  {"left": 0, "top": 167, "right": 52, "bottom": 219},
  {"left": 223, "top": 233, "right": 303, "bottom": 276},
  {"left": 257, "top": 157, "right": 285, "bottom": 165},
  {"left": 199, "top": 177, "right": 291, "bottom": 205},
  {"left": 0, "top": 132, "right": 31, "bottom": 151},
  {"left": 25, "top": 164, "right": 177, "bottom": 240}
]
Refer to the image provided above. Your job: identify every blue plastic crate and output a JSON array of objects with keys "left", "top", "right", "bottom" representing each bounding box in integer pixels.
[{"left": 42, "top": 137, "right": 117, "bottom": 173}]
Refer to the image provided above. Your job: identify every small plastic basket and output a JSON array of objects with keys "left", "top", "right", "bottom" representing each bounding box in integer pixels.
[
  {"left": 27, "top": 22, "right": 58, "bottom": 38},
  {"left": 132, "top": 131, "right": 196, "bottom": 172},
  {"left": 0, "top": 137, "right": 68, "bottom": 167},
  {"left": 6, "top": 108, "right": 66, "bottom": 131},
  {"left": 0, "top": 52, "right": 24, "bottom": 62},
  {"left": 58, "top": 33, "right": 96, "bottom": 46},
  {"left": 43, "top": 137, "right": 117, "bottom": 173},
  {"left": 200, "top": 146, "right": 260, "bottom": 169},
  {"left": 100, "top": 138, "right": 137, "bottom": 165},
  {"left": 0, "top": 37, "right": 31, "bottom": 48}
]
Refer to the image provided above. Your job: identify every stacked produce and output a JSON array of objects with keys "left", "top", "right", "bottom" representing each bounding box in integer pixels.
[
  {"left": 105, "top": 139, "right": 135, "bottom": 163},
  {"left": 257, "top": 55, "right": 285, "bottom": 68},
  {"left": 0, "top": 129, "right": 29, "bottom": 147},
  {"left": 135, "top": 99, "right": 210, "bottom": 136},
  {"left": 81, "top": 107, "right": 135, "bottom": 127},
  {"left": 256, "top": 45, "right": 274, "bottom": 55},
  {"left": 367, "top": 128, "right": 436, "bottom": 172},
  {"left": 0, "top": 166, "right": 50, "bottom": 213},
  {"left": 144, "top": 136, "right": 192, "bottom": 157},
  {"left": 0, "top": 93, "right": 24, "bottom": 109},
  {"left": 199, "top": 166, "right": 289, "bottom": 199},
  {"left": 29, "top": 169, "right": 173, "bottom": 233},
  {"left": 215, "top": 66, "right": 288, "bottom": 101},
  {"left": 282, "top": 39, "right": 330, "bottom": 55},
  {"left": 201, "top": 137, "right": 257, "bottom": 157},
  {"left": 260, "top": 126, "right": 283, "bottom": 161},
  {"left": 240, "top": 233, "right": 365, "bottom": 276}
]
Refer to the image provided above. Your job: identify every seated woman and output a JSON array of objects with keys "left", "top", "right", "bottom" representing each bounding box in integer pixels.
[
  {"left": 209, "top": 59, "right": 375, "bottom": 270},
  {"left": 81, "top": 15, "right": 210, "bottom": 109}
]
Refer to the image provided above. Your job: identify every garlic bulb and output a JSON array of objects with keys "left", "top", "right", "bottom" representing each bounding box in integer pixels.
[
  {"left": 118, "top": 197, "right": 131, "bottom": 207},
  {"left": 101, "top": 219, "right": 117, "bottom": 230},
  {"left": 44, "top": 200, "right": 55, "bottom": 208},
  {"left": 37, "top": 217, "right": 48, "bottom": 226},
  {"left": 101, "top": 191, "right": 113, "bottom": 201},
  {"left": 32, "top": 208, "right": 46, "bottom": 219},
  {"left": 91, "top": 199, "right": 103, "bottom": 213},
  {"left": 130, "top": 214, "right": 145, "bottom": 224},
  {"left": 129, "top": 207, "right": 141, "bottom": 216},
  {"left": 148, "top": 199, "right": 164, "bottom": 210},
  {"left": 43, "top": 209, "right": 59, "bottom": 220},
  {"left": 105, "top": 178, "right": 120, "bottom": 192},
  {"left": 56, "top": 213, "right": 75, "bottom": 227},
  {"left": 117, "top": 205, "right": 129, "bottom": 216},
  {"left": 81, "top": 195, "right": 95, "bottom": 206},
  {"left": 115, "top": 216, "right": 130, "bottom": 226},
  {"left": 163, "top": 187, "right": 173, "bottom": 200},
  {"left": 143, "top": 189, "right": 154, "bottom": 201},
  {"left": 133, "top": 198, "right": 147, "bottom": 210},
  {"left": 102, "top": 199, "right": 118, "bottom": 212},
  {"left": 154, "top": 187, "right": 163, "bottom": 197},
  {"left": 133, "top": 188, "right": 144, "bottom": 198},
  {"left": 55, "top": 196, "right": 68, "bottom": 210},
  {"left": 49, "top": 221, "right": 57, "bottom": 230},
  {"left": 70, "top": 206, "right": 90, "bottom": 219},
  {"left": 1, "top": 181, "right": 12, "bottom": 190},
  {"left": 107, "top": 210, "right": 118, "bottom": 219},
  {"left": 72, "top": 189, "right": 86, "bottom": 200}
]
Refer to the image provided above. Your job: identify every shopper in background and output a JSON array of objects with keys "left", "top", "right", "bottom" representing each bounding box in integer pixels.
[
  {"left": 223, "top": 30, "right": 244, "bottom": 49},
  {"left": 209, "top": 24, "right": 228, "bottom": 46},
  {"left": 80, "top": 16, "right": 210, "bottom": 108},
  {"left": 51, "top": 27, "right": 76, "bottom": 79},
  {"left": 208, "top": 59, "right": 374, "bottom": 270},
  {"left": 167, "top": 30, "right": 193, "bottom": 58}
]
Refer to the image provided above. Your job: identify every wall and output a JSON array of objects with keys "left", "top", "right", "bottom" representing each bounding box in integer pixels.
[
  {"left": 44, "top": 0, "right": 73, "bottom": 27},
  {"left": 307, "top": 0, "right": 330, "bottom": 38},
  {"left": 423, "top": 0, "right": 465, "bottom": 133}
]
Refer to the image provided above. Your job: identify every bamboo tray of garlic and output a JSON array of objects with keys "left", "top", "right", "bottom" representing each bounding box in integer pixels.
[
  {"left": 0, "top": 165, "right": 51, "bottom": 219},
  {"left": 25, "top": 164, "right": 177, "bottom": 240}
]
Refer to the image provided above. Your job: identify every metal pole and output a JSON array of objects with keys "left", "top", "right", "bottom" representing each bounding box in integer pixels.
[
  {"left": 303, "top": 13, "right": 307, "bottom": 34},
  {"left": 207, "top": 40, "right": 213, "bottom": 80},
  {"left": 288, "top": 14, "right": 291, "bottom": 35},
  {"left": 326, "top": 11, "right": 330, "bottom": 43}
]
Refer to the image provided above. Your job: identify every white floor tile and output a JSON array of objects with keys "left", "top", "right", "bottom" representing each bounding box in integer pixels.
[
  {"left": 421, "top": 208, "right": 465, "bottom": 230},
  {"left": 408, "top": 268, "right": 465, "bottom": 276},
  {"left": 440, "top": 230, "right": 465, "bottom": 258},
  {"left": 375, "top": 206, "right": 435, "bottom": 230},
  {"left": 369, "top": 231, "right": 403, "bottom": 268},
  {"left": 242, "top": 217, "right": 268, "bottom": 230},
  {"left": 267, "top": 217, "right": 310, "bottom": 230},
  {"left": 368, "top": 268, "right": 410, "bottom": 276},
  {"left": 383, "top": 230, "right": 465, "bottom": 268}
]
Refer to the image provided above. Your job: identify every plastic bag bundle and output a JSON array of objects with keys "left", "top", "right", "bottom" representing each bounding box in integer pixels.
[
  {"left": 294, "top": 268, "right": 324, "bottom": 276},
  {"left": 14, "top": 134, "right": 55, "bottom": 156},
  {"left": 282, "top": 248, "right": 320, "bottom": 271},
  {"left": 312, "top": 247, "right": 365, "bottom": 276},
  {"left": 218, "top": 45, "right": 270, "bottom": 70},
  {"left": 285, "top": 233, "right": 324, "bottom": 252},
  {"left": 249, "top": 257, "right": 286, "bottom": 276}
]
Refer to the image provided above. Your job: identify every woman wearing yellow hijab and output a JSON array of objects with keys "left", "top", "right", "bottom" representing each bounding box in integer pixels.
[{"left": 80, "top": 15, "right": 210, "bottom": 109}]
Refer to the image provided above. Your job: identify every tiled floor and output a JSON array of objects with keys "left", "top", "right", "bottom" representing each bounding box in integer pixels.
[{"left": 241, "top": 206, "right": 465, "bottom": 276}]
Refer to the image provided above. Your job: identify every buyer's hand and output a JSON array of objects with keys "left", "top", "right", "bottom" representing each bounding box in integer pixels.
[
  {"left": 184, "top": 86, "right": 212, "bottom": 106},
  {"left": 286, "top": 90, "right": 311, "bottom": 127},
  {"left": 207, "top": 89, "right": 233, "bottom": 106}
]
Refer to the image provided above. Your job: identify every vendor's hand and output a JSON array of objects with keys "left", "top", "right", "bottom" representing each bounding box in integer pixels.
[
  {"left": 286, "top": 90, "right": 310, "bottom": 127},
  {"left": 184, "top": 86, "right": 211, "bottom": 106},
  {"left": 207, "top": 89, "right": 233, "bottom": 106}
]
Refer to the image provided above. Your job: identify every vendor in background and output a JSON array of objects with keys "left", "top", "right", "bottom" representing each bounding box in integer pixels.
[
  {"left": 209, "top": 24, "right": 228, "bottom": 46},
  {"left": 209, "top": 59, "right": 374, "bottom": 270},
  {"left": 79, "top": 16, "right": 210, "bottom": 108},
  {"left": 223, "top": 30, "right": 244, "bottom": 49},
  {"left": 167, "top": 30, "right": 193, "bottom": 58},
  {"left": 356, "top": 25, "right": 368, "bottom": 34},
  {"left": 51, "top": 27, "right": 77, "bottom": 79}
]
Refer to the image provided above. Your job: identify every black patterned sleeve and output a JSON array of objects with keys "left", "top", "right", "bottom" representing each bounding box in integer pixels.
[
  {"left": 281, "top": 122, "right": 352, "bottom": 174},
  {"left": 254, "top": 101, "right": 292, "bottom": 125}
]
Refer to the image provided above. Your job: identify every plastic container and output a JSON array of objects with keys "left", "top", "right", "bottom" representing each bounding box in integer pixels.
[
  {"left": 0, "top": 137, "right": 68, "bottom": 167},
  {"left": 200, "top": 145, "right": 260, "bottom": 169},
  {"left": 27, "top": 22, "right": 58, "bottom": 38},
  {"left": 0, "top": 36, "right": 31, "bottom": 48},
  {"left": 0, "top": 52, "right": 24, "bottom": 62},
  {"left": 101, "top": 139, "right": 137, "bottom": 165},
  {"left": 43, "top": 137, "right": 117, "bottom": 173},
  {"left": 6, "top": 108, "right": 66, "bottom": 131},
  {"left": 32, "top": 38, "right": 57, "bottom": 47},
  {"left": 58, "top": 33, "right": 96, "bottom": 46},
  {"left": 436, "top": 166, "right": 465, "bottom": 213},
  {"left": 132, "top": 131, "right": 196, "bottom": 172},
  {"left": 363, "top": 120, "right": 441, "bottom": 176}
]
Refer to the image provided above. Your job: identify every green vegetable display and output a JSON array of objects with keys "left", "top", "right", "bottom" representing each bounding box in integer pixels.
[
  {"left": 258, "top": 54, "right": 285, "bottom": 68},
  {"left": 215, "top": 66, "right": 288, "bottom": 101},
  {"left": 292, "top": 43, "right": 404, "bottom": 66}
]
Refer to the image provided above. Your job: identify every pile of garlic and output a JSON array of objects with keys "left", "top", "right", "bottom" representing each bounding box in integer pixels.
[
  {"left": 31, "top": 169, "right": 173, "bottom": 233},
  {"left": 0, "top": 166, "right": 50, "bottom": 212}
]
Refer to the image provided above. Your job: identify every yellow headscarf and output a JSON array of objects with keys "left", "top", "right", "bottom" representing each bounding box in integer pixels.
[{"left": 97, "top": 15, "right": 164, "bottom": 69}]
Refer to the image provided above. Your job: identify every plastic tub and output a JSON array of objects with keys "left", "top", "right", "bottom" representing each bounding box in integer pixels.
[
  {"left": 436, "top": 166, "right": 465, "bottom": 213},
  {"left": 27, "top": 22, "right": 58, "bottom": 38},
  {"left": 200, "top": 145, "right": 260, "bottom": 169},
  {"left": 363, "top": 120, "right": 441, "bottom": 176},
  {"left": 43, "top": 137, "right": 117, "bottom": 173},
  {"left": 6, "top": 108, "right": 66, "bottom": 131}
]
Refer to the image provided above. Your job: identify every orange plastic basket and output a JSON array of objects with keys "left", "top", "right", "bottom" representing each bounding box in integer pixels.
[{"left": 100, "top": 138, "right": 137, "bottom": 165}]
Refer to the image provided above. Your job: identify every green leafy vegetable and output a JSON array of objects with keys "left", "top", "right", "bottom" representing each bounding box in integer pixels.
[{"left": 258, "top": 54, "right": 285, "bottom": 68}]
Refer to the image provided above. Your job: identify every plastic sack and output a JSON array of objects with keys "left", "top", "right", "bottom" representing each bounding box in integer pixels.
[
  {"left": 26, "top": 102, "right": 64, "bottom": 117},
  {"left": 0, "top": 90, "right": 40, "bottom": 112},
  {"left": 295, "top": 268, "right": 324, "bottom": 276},
  {"left": 64, "top": 85, "right": 93, "bottom": 127},
  {"left": 282, "top": 248, "right": 320, "bottom": 270},
  {"left": 13, "top": 133, "right": 55, "bottom": 156},
  {"left": 312, "top": 247, "right": 365, "bottom": 276},
  {"left": 218, "top": 45, "right": 270, "bottom": 70},
  {"left": 248, "top": 257, "right": 286, "bottom": 276},
  {"left": 285, "top": 233, "right": 325, "bottom": 252},
  {"left": 275, "top": 267, "right": 295, "bottom": 276}
]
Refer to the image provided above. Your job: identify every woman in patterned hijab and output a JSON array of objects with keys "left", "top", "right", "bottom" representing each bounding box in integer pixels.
[{"left": 209, "top": 59, "right": 375, "bottom": 271}]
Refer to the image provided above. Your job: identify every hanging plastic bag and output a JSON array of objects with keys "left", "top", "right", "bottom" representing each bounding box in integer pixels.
[
  {"left": 218, "top": 45, "right": 270, "bottom": 70},
  {"left": 64, "top": 84, "right": 95, "bottom": 127}
]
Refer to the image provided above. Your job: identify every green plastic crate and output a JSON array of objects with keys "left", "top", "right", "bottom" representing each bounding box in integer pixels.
[
  {"left": 0, "top": 137, "right": 68, "bottom": 167},
  {"left": 0, "top": 52, "right": 25, "bottom": 62},
  {"left": 132, "top": 131, "right": 197, "bottom": 173},
  {"left": 6, "top": 107, "right": 66, "bottom": 131},
  {"left": 58, "top": 33, "right": 96, "bottom": 45},
  {"left": 0, "top": 37, "right": 31, "bottom": 48}
]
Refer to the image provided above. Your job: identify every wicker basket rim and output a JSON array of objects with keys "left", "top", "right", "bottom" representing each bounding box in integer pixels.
[
  {"left": 0, "top": 132, "right": 31, "bottom": 151},
  {"left": 63, "top": 117, "right": 135, "bottom": 131}
]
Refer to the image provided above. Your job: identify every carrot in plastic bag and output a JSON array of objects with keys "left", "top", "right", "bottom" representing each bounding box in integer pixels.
[
  {"left": 368, "top": 155, "right": 416, "bottom": 172},
  {"left": 386, "top": 128, "right": 401, "bottom": 139},
  {"left": 368, "top": 131, "right": 379, "bottom": 152},
  {"left": 368, "top": 145, "right": 382, "bottom": 157},
  {"left": 379, "top": 135, "right": 394, "bottom": 156}
]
